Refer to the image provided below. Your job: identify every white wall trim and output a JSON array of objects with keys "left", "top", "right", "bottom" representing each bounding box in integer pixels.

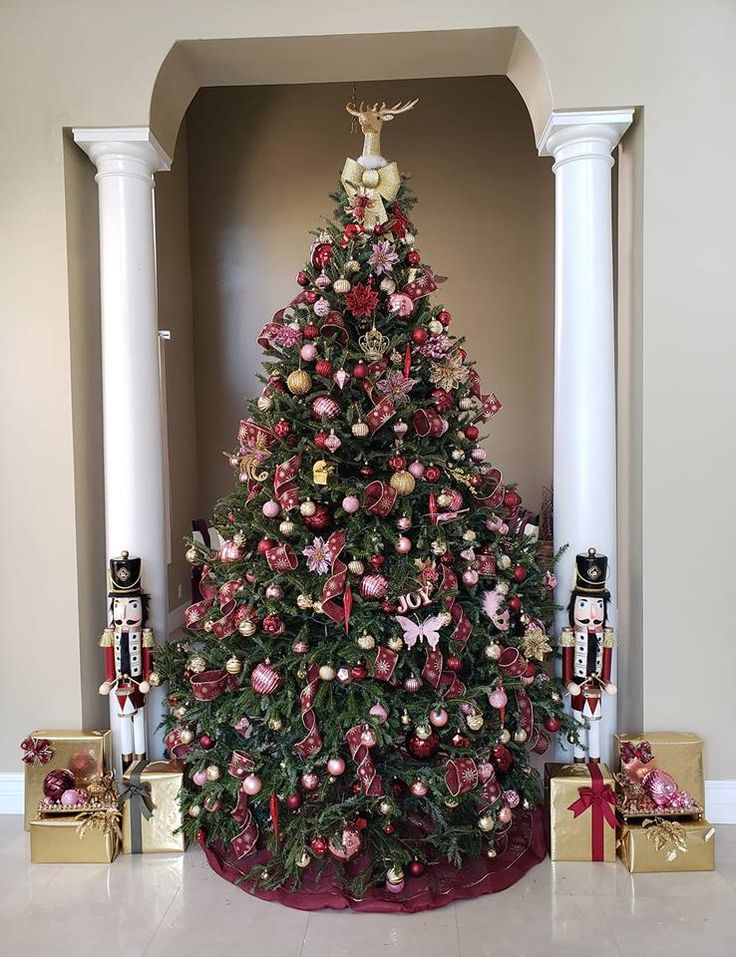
[
  {"left": 168, "top": 600, "right": 189, "bottom": 634},
  {"left": 706, "top": 780, "right": 736, "bottom": 825},
  {"left": 0, "top": 773, "right": 23, "bottom": 814}
]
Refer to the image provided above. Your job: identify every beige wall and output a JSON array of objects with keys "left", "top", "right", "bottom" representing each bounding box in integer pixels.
[
  {"left": 184, "top": 78, "right": 553, "bottom": 515},
  {"left": 2, "top": 2, "right": 735, "bottom": 778}
]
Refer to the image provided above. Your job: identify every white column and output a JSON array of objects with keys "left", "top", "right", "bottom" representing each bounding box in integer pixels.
[
  {"left": 538, "top": 110, "right": 633, "bottom": 764},
  {"left": 73, "top": 128, "right": 171, "bottom": 770}
]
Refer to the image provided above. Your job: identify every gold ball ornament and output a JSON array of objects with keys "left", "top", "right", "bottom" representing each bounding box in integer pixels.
[
  {"left": 436, "top": 493, "right": 452, "bottom": 508},
  {"left": 513, "top": 729, "right": 528, "bottom": 744},
  {"left": 238, "top": 619, "right": 256, "bottom": 637},
  {"left": 206, "top": 765, "right": 221, "bottom": 782},
  {"left": 185, "top": 547, "right": 199, "bottom": 564},
  {"left": 296, "top": 594, "right": 313, "bottom": 610},
  {"left": 484, "top": 642, "right": 502, "bottom": 660},
  {"left": 295, "top": 851, "right": 311, "bottom": 868},
  {"left": 451, "top": 448, "right": 465, "bottom": 462},
  {"left": 268, "top": 717, "right": 283, "bottom": 731},
  {"left": 348, "top": 559, "right": 365, "bottom": 575},
  {"left": 499, "top": 729, "right": 512, "bottom": 744},
  {"left": 179, "top": 730, "right": 194, "bottom": 746},
  {"left": 333, "top": 277, "right": 351, "bottom": 295},
  {"left": 257, "top": 394, "right": 274, "bottom": 412},
  {"left": 188, "top": 804, "right": 201, "bottom": 818},
  {"left": 279, "top": 520, "right": 297, "bottom": 536},
  {"left": 318, "top": 664, "right": 336, "bottom": 681},
  {"left": 428, "top": 319, "right": 443, "bottom": 335},
  {"left": 147, "top": 670, "right": 161, "bottom": 687},
  {"left": 459, "top": 397, "right": 474, "bottom": 411},
  {"left": 380, "top": 277, "right": 396, "bottom": 294},
  {"left": 388, "top": 636, "right": 404, "bottom": 652},
  {"left": 378, "top": 800, "right": 392, "bottom": 815},
  {"left": 287, "top": 369, "right": 312, "bottom": 396},
  {"left": 346, "top": 258, "right": 360, "bottom": 273},
  {"left": 415, "top": 724, "right": 432, "bottom": 740},
  {"left": 445, "top": 798, "right": 459, "bottom": 808},
  {"left": 390, "top": 470, "right": 416, "bottom": 495},
  {"left": 466, "top": 713, "right": 485, "bottom": 731},
  {"left": 203, "top": 620, "right": 214, "bottom": 633},
  {"left": 352, "top": 420, "right": 369, "bottom": 438},
  {"left": 226, "top": 656, "right": 242, "bottom": 676},
  {"left": 357, "top": 631, "right": 375, "bottom": 650},
  {"left": 439, "top": 611, "right": 453, "bottom": 627},
  {"left": 486, "top": 847, "right": 498, "bottom": 859},
  {"left": 462, "top": 530, "right": 477, "bottom": 542},
  {"left": 189, "top": 656, "right": 207, "bottom": 674},
  {"left": 430, "top": 540, "right": 448, "bottom": 556},
  {"left": 300, "top": 499, "right": 317, "bottom": 517},
  {"left": 497, "top": 555, "right": 512, "bottom": 570},
  {"left": 401, "top": 711, "right": 412, "bottom": 726},
  {"left": 478, "top": 813, "right": 495, "bottom": 832}
]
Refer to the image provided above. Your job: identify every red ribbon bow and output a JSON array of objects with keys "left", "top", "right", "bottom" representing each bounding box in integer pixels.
[
  {"left": 20, "top": 736, "right": 53, "bottom": 766},
  {"left": 567, "top": 762, "right": 617, "bottom": 861}
]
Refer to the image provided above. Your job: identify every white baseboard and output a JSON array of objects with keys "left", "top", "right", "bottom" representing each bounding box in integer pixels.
[
  {"left": 0, "top": 773, "right": 23, "bottom": 814},
  {"left": 706, "top": 780, "right": 736, "bottom": 824},
  {"left": 168, "top": 600, "right": 189, "bottom": 634}
]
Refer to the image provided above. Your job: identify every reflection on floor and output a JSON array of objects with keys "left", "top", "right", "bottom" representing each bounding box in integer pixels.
[{"left": 3, "top": 817, "right": 736, "bottom": 956}]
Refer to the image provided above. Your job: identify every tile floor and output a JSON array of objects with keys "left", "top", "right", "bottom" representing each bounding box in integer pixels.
[{"left": 3, "top": 816, "right": 736, "bottom": 956}]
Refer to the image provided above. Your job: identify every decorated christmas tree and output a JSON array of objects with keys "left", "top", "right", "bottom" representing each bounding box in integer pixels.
[{"left": 155, "top": 99, "right": 574, "bottom": 908}]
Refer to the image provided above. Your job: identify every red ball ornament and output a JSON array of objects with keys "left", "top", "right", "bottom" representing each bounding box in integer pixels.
[
  {"left": 544, "top": 716, "right": 562, "bottom": 732},
  {"left": 411, "top": 328, "right": 428, "bottom": 345},
  {"left": 491, "top": 744, "right": 514, "bottom": 773},
  {"left": 383, "top": 823, "right": 395, "bottom": 835},
  {"left": 269, "top": 376, "right": 287, "bottom": 392},
  {"left": 446, "top": 655, "right": 462, "bottom": 672},
  {"left": 369, "top": 554, "right": 386, "bottom": 569},
  {"left": 408, "top": 860, "right": 425, "bottom": 877},
  {"left": 452, "top": 732, "right": 470, "bottom": 748},
  {"left": 304, "top": 290, "right": 318, "bottom": 304},
  {"left": 353, "top": 361, "right": 368, "bottom": 379},
  {"left": 262, "top": 613, "right": 284, "bottom": 635},
  {"left": 43, "top": 768, "right": 75, "bottom": 802},
  {"left": 359, "top": 464, "right": 375, "bottom": 477},
  {"left": 504, "top": 489, "right": 522, "bottom": 509},
  {"left": 406, "top": 250, "right": 421, "bottom": 267},
  {"left": 437, "top": 309, "right": 452, "bottom": 327},
  {"left": 296, "top": 270, "right": 310, "bottom": 287},
  {"left": 303, "top": 323, "right": 319, "bottom": 340},
  {"left": 424, "top": 465, "right": 441, "bottom": 482},
  {"left": 286, "top": 792, "right": 303, "bottom": 810},
  {"left": 311, "top": 242, "right": 333, "bottom": 269},
  {"left": 513, "top": 565, "right": 528, "bottom": 582},
  {"left": 508, "top": 596, "right": 523, "bottom": 612},
  {"left": 464, "top": 425, "right": 479, "bottom": 441},
  {"left": 310, "top": 836, "right": 328, "bottom": 856},
  {"left": 304, "top": 504, "right": 332, "bottom": 531},
  {"left": 388, "top": 455, "right": 406, "bottom": 471},
  {"left": 314, "top": 430, "right": 329, "bottom": 450},
  {"left": 315, "top": 359, "right": 333, "bottom": 377},
  {"left": 355, "top": 816, "right": 368, "bottom": 830},
  {"left": 257, "top": 538, "right": 275, "bottom": 554},
  {"left": 350, "top": 664, "right": 368, "bottom": 681},
  {"left": 407, "top": 729, "right": 440, "bottom": 759},
  {"left": 199, "top": 734, "right": 214, "bottom": 750},
  {"left": 250, "top": 660, "right": 284, "bottom": 695},
  {"left": 273, "top": 419, "right": 291, "bottom": 438}
]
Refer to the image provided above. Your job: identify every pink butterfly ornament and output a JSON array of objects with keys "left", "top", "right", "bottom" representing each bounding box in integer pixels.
[{"left": 395, "top": 614, "right": 446, "bottom": 650}]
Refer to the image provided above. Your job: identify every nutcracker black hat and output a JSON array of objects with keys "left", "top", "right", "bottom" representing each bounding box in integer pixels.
[
  {"left": 573, "top": 547, "right": 608, "bottom": 596},
  {"left": 108, "top": 551, "right": 143, "bottom": 597}
]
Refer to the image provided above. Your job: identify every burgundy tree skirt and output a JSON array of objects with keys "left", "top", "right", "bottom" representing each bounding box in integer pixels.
[{"left": 199, "top": 806, "right": 547, "bottom": 913}]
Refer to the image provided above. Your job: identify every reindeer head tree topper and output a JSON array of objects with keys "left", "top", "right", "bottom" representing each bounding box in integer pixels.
[{"left": 341, "top": 98, "right": 418, "bottom": 229}]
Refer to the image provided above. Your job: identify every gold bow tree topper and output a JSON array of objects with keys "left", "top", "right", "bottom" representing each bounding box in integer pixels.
[{"left": 342, "top": 99, "right": 418, "bottom": 228}]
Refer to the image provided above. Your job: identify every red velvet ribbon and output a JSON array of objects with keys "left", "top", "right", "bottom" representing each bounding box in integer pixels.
[
  {"left": 412, "top": 407, "right": 443, "bottom": 437},
  {"left": 445, "top": 757, "right": 479, "bottom": 797},
  {"left": 366, "top": 396, "right": 396, "bottom": 433},
  {"left": 515, "top": 688, "right": 534, "bottom": 737},
  {"left": 474, "top": 467, "right": 506, "bottom": 509},
  {"left": 321, "top": 530, "right": 351, "bottom": 632},
  {"left": 422, "top": 649, "right": 443, "bottom": 688},
  {"left": 320, "top": 310, "right": 349, "bottom": 346},
  {"left": 20, "top": 736, "right": 53, "bottom": 766},
  {"left": 230, "top": 786, "right": 259, "bottom": 859},
  {"left": 273, "top": 453, "right": 302, "bottom": 510},
  {"left": 346, "top": 725, "right": 383, "bottom": 796},
  {"left": 373, "top": 646, "right": 398, "bottom": 681},
  {"left": 185, "top": 567, "right": 243, "bottom": 638},
  {"left": 402, "top": 267, "right": 442, "bottom": 300},
  {"left": 265, "top": 543, "right": 298, "bottom": 573},
  {"left": 365, "top": 480, "right": 397, "bottom": 517},
  {"left": 295, "top": 663, "right": 322, "bottom": 759},
  {"left": 567, "top": 762, "right": 617, "bottom": 862},
  {"left": 163, "top": 727, "right": 193, "bottom": 759},
  {"left": 190, "top": 668, "right": 237, "bottom": 701},
  {"left": 449, "top": 602, "right": 473, "bottom": 648}
]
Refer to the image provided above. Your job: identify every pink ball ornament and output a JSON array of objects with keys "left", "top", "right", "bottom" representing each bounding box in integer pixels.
[
  {"left": 327, "top": 757, "right": 346, "bottom": 776},
  {"left": 386, "top": 877, "right": 405, "bottom": 894},
  {"left": 300, "top": 343, "right": 317, "bottom": 362},
  {"left": 310, "top": 396, "right": 341, "bottom": 421},
  {"left": 219, "top": 540, "right": 244, "bottom": 563},
  {"left": 408, "top": 460, "right": 425, "bottom": 478},
  {"left": 489, "top": 687, "right": 508, "bottom": 709},
  {"left": 262, "top": 500, "right": 281, "bottom": 518},
  {"left": 645, "top": 769, "right": 678, "bottom": 807},
  {"left": 486, "top": 515, "right": 504, "bottom": 532},
  {"left": 250, "top": 660, "right": 284, "bottom": 695},
  {"left": 242, "top": 774, "right": 263, "bottom": 796},
  {"left": 462, "top": 568, "right": 479, "bottom": 586},
  {"left": 498, "top": 806, "right": 513, "bottom": 824},
  {"left": 410, "top": 780, "right": 428, "bottom": 797},
  {"left": 60, "top": 789, "right": 83, "bottom": 806},
  {"left": 395, "top": 535, "right": 412, "bottom": 555},
  {"left": 192, "top": 769, "right": 208, "bottom": 787},
  {"left": 429, "top": 708, "right": 449, "bottom": 728},
  {"left": 342, "top": 495, "right": 360, "bottom": 514},
  {"left": 404, "top": 675, "right": 422, "bottom": 693},
  {"left": 265, "top": 583, "right": 283, "bottom": 600},
  {"left": 396, "top": 516, "right": 412, "bottom": 531},
  {"left": 502, "top": 789, "right": 520, "bottom": 808},
  {"left": 360, "top": 728, "right": 378, "bottom": 748},
  {"left": 470, "top": 447, "right": 487, "bottom": 462},
  {"left": 301, "top": 771, "right": 319, "bottom": 791},
  {"left": 369, "top": 703, "right": 389, "bottom": 724},
  {"left": 360, "top": 574, "right": 388, "bottom": 600}
]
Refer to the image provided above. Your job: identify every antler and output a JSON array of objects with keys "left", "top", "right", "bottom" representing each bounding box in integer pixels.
[{"left": 377, "top": 98, "right": 419, "bottom": 118}]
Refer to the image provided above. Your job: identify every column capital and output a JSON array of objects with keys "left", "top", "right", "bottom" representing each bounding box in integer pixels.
[
  {"left": 537, "top": 109, "right": 634, "bottom": 169},
  {"left": 73, "top": 127, "right": 171, "bottom": 183}
]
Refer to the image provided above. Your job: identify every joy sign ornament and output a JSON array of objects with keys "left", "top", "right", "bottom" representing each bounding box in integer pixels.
[{"left": 395, "top": 583, "right": 433, "bottom": 614}]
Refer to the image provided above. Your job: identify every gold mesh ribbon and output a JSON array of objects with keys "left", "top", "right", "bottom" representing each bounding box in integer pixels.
[
  {"left": 76, "top": 806, "right": 123, "bottom": 844},
  {"left": 642, "top": 818, "right": 691, "bottom": 861}
]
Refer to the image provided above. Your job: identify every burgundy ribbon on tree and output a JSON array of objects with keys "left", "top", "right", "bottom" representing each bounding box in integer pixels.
[
  {"left": 449, "top": 602, "right": 473, "bottom": 648},
  {"left": 468, "top": 368, "right": 503, "bottom": 422},
  {"left": 163, "top": 727, "right": 193, "bottom": 759},
  {"left": 20, "top": 736, "right": 53, "bottom": 766},
  {"left": 480, "top": 762, "right": 502, "bottom": 804},
  {"left": 185, "top": 570, "right": 244, "bottom": 639},
  {"left": 567, "top": 762, "right": 617, "bottom": 862},
  {"left": 320, "top": 310, "right": 349, "bottom": 346},
  {"left": 365, "top": 480, "right": 397, "bottom": 517},
  {"left": 346, "top": 725, "right": 383, "bottom": 796},
  {"left": 440, "top": 670, "right": 466, "bottom": 699},
  {"left": 475, "top": 467, "right": 506, "bottom": 509},
  {"left": 365, "top": 395, "right": 396, "bottom": 433},
  {"left": 527, "top": 727, "right": 551, "bottom": 755},
  {"left": 231, "top": 789, "right": 259, "bottom": 859},
  {"left": 515, "top": 688, "right": 534, "bottom": 738},
  {"left": 320, "top": 529, "right": 352, "bottom": 633},
  {"left": 295, "top": 663, "right": 322, "bottom": 759},
  {"left": 190, "top": 668, "right": 236, "bottom": 702},
  {"left": 265, "top": 543, "right": 298, "bottom": 573},
  {"left": 412, "top": 407, "right": 444, "bottom": 437},
  {"left": 257, "top": 295, "right": 308, "bottom": 349},
  {"left": 373, "top": 646, "right": 398, "bottom": 681},
  {"left": 497, "top": 647, "right": 528, "bottom": 678},
  {"left": 273, "top": 454, "right": 302, "bottom": 510},
  {"left": 422, "top": 649, "right": 443, "bottom": 689},
  {"left": 438, "top": 564, "right": 458, "bottom": 595},
  {"left": 445, "top": 757, "right": 479, "bottom": 797},
  {"left": 475, "top": 553, "right": 497, "bottom": 576},
  {"left": 402, "top": 267, "right": 445, "bottom": 300}
]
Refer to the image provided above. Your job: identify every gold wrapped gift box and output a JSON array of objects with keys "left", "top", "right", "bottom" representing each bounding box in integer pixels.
[
  {"left": 30, "top": 814, "right": 120, "bottom": 863},
  {"left": 23, "top": 730, "right": 112, "bottom": 830},
  {"left": 618, "top": 818, "right": 715, "bottom": 872},
  {"left": 545, "top": 763, "right": 617, "bottom": 862},
  {"left": 121, "top": 759, "right": 186, "bottom": 854},
  {"left": 613, "top": 732, "right": 705, "bottom": 808}
]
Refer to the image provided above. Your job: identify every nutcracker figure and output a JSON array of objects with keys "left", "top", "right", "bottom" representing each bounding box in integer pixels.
[
  {"left": 98, "top": 551, "right": 155, "bottom": 767},
  {"left": 560, "top": 547, "right": 617, "bottom": 763}
]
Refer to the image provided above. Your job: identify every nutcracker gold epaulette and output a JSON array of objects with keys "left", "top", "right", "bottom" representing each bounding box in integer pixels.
[
  {"left": 98, "top": 628, "right": 113, "bottom": 648},
  {"left": 603, "top": 628, "right": 616, "bottom": 648},
  {"left": 142, "top": 628, "right": 155, "bottom": 649},
  {"left": 559, "top": 628, "right": 575, "bottom": 647}
]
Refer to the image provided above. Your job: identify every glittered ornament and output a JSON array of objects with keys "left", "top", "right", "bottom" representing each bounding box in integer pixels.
[
  {"left": 351, "top": 420, "right": 369, "bottom": 437},
  {"left": 310, "top": 395, "right": 341, "bottom": 421},
  {"left": 327, "top": 757, "right": 346, "bottom": 776},
  {"left": 328, "top": 825, "right": 361, "bottom": 861},
  {"left": 342, "top": 494, "right": 360, "bottom": 514},
  {"left": 242, "top": 774, "right": 262, "bottom": 795},
  {"left": 369, "top": 702, "right": 388, "bottom": 722},
  {"left": 324, "top": 430, "right": 342, "bottom": 452},
  {"left": 462, "top": 568, "right": 479, "bottom": 586},
  {"left": 250, "top": 660, "right": 283, "bottom": 695},
  {"left": 265, "top": 583, "right": 283, "bottom": 600},
  {"left": 205, "top": 764, "right": 220, "bottom": 782},
  {"left": 478, "top": 813, "right": 495, "bottom": 833},
  {"left": 403, "top": 675, "right": 422, "bottom": 693},
  {"left": 310, "top": 836, "right": 328, "bottom": 856},
  {"left": 43, "top": 768, "right": 75, "bottom": 802},
  {"left": 189, "top": 655, "right": 207, "bottom": 674},
  {"left": 301, "top": 771, "right": 319, "bottom": 791},
  {"left": 388, "top": 635, "right": 404, "bottom": 652},
  {"left": 410, "top": 780, "right": 428, "bottom": 797},
  {"left": 318, "top": 664, "right": 336, "bottom": 681},
  {"left": 287, "top": 369, "right": 312, "bottom": 395},
  {"left": 257, "top": 394, "right": 275, "bottom": 412},
  {"left": 407, "top": 729, "right": 440, "bottom": 759},
  {"left": 390, "top": 470, "right": 415, "bottom": 494},
  {"left": 238, "top": 619, "right": 256, "bottom": 637},
  {"left": 299, "top": 499, "right": 317, "bottom": 517},
  {"left": 466, "top": 713, "right": 485, "bottom": 731},
  {"left": 429, "top": 707, "right": 449, "bottom": 728},
  {"left": 544, "top": 716, "right": 562, "bottom": 732},
  {"left": 225, "top": 656, "right": 242, "bottom": 676},
  {"left": 393, "top": 419, "right": 408, "bottom": 437},
  {"left": 286, "top": 792, "right": 302, "bottom": 810},
  {"left": 185, "top": 547, "right": 199, "bottom": 564},
  {"left": 395, "top": 535, "right": 412, "bottom": 555},
  {"left": 360, "top": 574, "right": 388, "bottom": 600},
  {"left": 333, "top": 277, "right": 351, "bottom": 295}
]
